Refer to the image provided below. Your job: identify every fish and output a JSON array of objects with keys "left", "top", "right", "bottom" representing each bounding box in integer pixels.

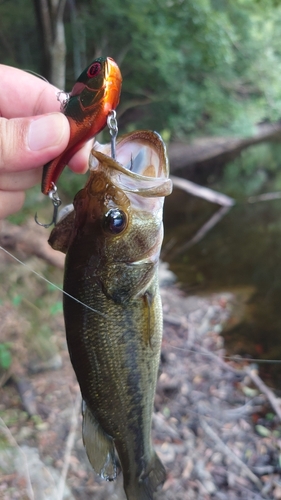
[
  {"left": 42, "top": 56, "right": 122, "bottom": 195},
  {"left": 48, "top": 130, "right": 172, "bottom": 500}
]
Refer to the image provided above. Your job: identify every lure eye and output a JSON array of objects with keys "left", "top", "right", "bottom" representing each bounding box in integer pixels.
[
  {"left": 87, "top": 62, "right": 102, "bottom": 78},
  {"left": 103, "top": 209, "right": 127, "bottom": 234}
]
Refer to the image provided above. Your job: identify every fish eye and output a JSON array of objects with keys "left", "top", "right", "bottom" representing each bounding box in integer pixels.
[
  {"left": 103, "top": 209, "right": 127, "bottom": 234},
  {"left": 87, "top": 62, "right": 102, "bottom": 78}
]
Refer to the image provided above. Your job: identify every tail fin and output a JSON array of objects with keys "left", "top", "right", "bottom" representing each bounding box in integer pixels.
[{"left": 124, "top": 452, "right": 166, "bottom": 500}]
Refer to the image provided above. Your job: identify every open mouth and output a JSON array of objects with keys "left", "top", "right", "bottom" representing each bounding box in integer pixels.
[{"left": 91, "top": 130, "right": 172, "bottom": 198}]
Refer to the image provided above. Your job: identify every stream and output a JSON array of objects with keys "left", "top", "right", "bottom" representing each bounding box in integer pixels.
[{"left": 163, "top": 184, "right": 281, "bottom": 388}]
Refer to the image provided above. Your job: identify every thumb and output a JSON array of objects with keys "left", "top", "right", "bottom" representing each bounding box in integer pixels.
[{"left": 0, "top": 113, "right": 70, "bottom": 172}]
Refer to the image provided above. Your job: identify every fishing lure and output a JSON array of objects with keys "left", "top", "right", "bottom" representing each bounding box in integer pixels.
[{"left": 41, "top": 56, "right": 122, "bottom": 196}]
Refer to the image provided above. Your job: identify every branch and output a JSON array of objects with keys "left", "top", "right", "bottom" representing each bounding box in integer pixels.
[
  {"left": 172, "top": 205, "right": 231, "bottom": 257},
  {"left": 200, "top": 417, "right": 263, "bottom": 490},
  {"left": 56, "top": 392, "right": 81, "bottom": 500},
  {"left": 248, "top": 192, "right": 281, "bottom": 203},
  {"left": 168, "top": 176, "right": 235, "bottom": 257},
  {"left": 168, "top": 122, "right": 281, "bottom": 180},
  {"left": 0, "top": 416, "right": 34, "bottom": 500},
  {"left": 246, "top": 367, "right": 281, "bottom": 421},
  {"left": 171, "top": 175, "right": 235, "bottom": 207}
]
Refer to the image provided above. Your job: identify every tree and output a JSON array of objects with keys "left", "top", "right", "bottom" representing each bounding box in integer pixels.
[
  {"left": 71, "top": 0, "right": 281, "bottom": 138},
  {"left": 1, "top": 0, "right": 281, "bottom": 138},
  {"left": 33, "top": 0, "right": 67, "bottom": 88}
]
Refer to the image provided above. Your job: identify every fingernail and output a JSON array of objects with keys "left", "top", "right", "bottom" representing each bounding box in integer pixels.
[{"left": 28, "top": 113, "right": 67, "bottom": 151}]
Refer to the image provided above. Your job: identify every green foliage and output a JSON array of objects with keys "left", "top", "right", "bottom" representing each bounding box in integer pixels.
[
  {"left": 49, "top": 301, "right": 63, "bottom": 315},
  {"left": 1, "top": 0, "right": 281, "bottom": 138},
  {"left": 0, "top": 343, "right": 12, "bottom": 370},
  {"left": 0, "top": 256, "right": 64, "bottom": 364},
  {"left": 58, "top": 169, "right": 89, "bottom": 200},
  {"left": 7, "top": 186, "right": 44, "bottom": 226},
  {"left": 215, "top": 143, "right": 281, "bottom": 198},
  {"left": 27, "top": 323, "right": 57, "bottom": 360},
  {"left": 0, "top": 0, "right": 40, "bottom": 70},
  {"left": 74, "top": 0, "right": 281, "bottom": 137},
  {"left": 255, "top": 424, "right": 271, "bottom": 437}
]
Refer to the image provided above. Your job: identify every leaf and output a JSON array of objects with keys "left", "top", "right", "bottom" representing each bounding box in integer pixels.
[
  {"left": 242, "top": 386, "right": 258, "bottom": 397},
  {"left": 266, "top": 412, "right": 275, "bottom": 421},
  {"left": 0, "top": 344, "right": 12, "bottom": 370},
  {"left": 255, "top": 424, "right": 271, "bottom": 437},
  {"left": 163, "top": 407, "right": 170, "bottom": 418},
  {"left": 12, "top": 294, "right": 22, "bottom": 306},
  {"left": 49, "top": 302, "right": 63, "bottom": 315}
]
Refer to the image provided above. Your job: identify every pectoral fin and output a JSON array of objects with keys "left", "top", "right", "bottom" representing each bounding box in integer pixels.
[
  {"left": 99, "top": 261, "right": 155, "bottom": 304},
  {"left": 82, "top": 402, "right": 117, "bottom": 481}
]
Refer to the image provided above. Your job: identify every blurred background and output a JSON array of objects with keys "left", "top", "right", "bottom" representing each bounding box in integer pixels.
[
  {"left": 2, "top": 1, "right": 281, "bottom": 497},
  {"left": 2, "top": 0, "right": 281, "bottom": 137},
  {"left": 1, "top": 0, "right": 281, "bottom": 381}
]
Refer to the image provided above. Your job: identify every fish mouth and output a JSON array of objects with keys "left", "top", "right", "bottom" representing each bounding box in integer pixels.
[{"left": 90, "top": 130, "right": 172, "bottom": 198}]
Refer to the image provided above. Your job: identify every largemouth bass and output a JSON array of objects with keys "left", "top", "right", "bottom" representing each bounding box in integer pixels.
[
  {"left": 42, "top": 56, "right": 122, "bottom": 195},
  {"left": 49, "top": 130, "right": 172, "bottom": 500}
]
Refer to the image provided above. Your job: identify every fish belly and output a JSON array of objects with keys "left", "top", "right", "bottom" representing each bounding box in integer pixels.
[{"left": 63, "top": 264, "right": 166, "bottom": 499}]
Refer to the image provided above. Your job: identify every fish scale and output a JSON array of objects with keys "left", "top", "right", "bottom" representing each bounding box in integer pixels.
[
  {"left": 64, "top": 271, "right": 162, "bottom": 484},
  {"left": 49, "top": 130, "right": 172, "bottom": 499}
]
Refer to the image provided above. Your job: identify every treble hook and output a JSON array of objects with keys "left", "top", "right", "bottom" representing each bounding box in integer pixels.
[
  {"left": 107, "top": 110, "right": 118, "bottom": 159},
  {"left": 35, "top": 184, "right": 62, "bottom": 228}
]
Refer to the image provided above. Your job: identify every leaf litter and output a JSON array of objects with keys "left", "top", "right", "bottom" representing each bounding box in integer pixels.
[{"left": 0, "top": 232, "right": 281, "bottom": 499}]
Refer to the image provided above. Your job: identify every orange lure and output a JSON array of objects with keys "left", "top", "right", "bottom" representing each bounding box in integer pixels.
[{"left": 42, "top": 57, "right": 122, "bottom": 195}]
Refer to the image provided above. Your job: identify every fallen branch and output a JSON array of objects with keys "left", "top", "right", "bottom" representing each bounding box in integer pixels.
[
  {"left": 191, "top": 343, "right": 245, "bottom": 377},
  {"left": 172, "top": 205, "right": 231, "bottom": 257},
  {"left": 168, "top": 121, "right": 281, "bottom": 179},
  {"left": 200, "top": 417, "right": 263, "bottom": 490},
  {"left": 56, "top": 392, "right": 81, "bottom": 500},
  {"left": 13, "top": 376, "right": 38, "bottom": 417},
  {"left": 248, "top": 191, "right": 281, "bottom": 203},
  {"left": 0, "top": 416, "right": 34, "bottom": 500},
  {"left": 171, "top": 175, "right": 235, "bottom": 207},
  {"left": 246, "top": 367, "right": 281, "bottom": 421}
]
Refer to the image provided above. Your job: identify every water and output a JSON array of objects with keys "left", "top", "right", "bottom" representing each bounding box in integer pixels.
[{"left": 163, "top": 187, "right": 281, "bottom": 386}]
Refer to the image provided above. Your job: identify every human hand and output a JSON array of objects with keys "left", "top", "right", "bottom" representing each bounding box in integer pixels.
[{"left": 0, "top": 65, "right": 91, "bottom": 219}]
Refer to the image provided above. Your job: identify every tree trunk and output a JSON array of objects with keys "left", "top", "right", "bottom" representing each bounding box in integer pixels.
[
  {"left": 168, "top": 122, "right": 281, "bottom": 183},
  {"left": 33, "top": 0, "right": 67, "bottom": 89},
  {"left": 69, "top": 0, "right": 86, "bottom": 79}
]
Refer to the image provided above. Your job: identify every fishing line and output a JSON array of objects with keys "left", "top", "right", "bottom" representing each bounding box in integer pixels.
[
  {"left": 169, "top": 343, "right": 281, "bottom": 365},
  {"left": 23, "top": 69, "right": 49, "bottom": 83},
  {"left": 0, "top": 246, "right": 279, "bottom": 466},
  {"left": 0, "top": 245, "right": 109, "bottom": 321},
  {"left": 1, "top": 245, "right": 280, "bottom": 365}
]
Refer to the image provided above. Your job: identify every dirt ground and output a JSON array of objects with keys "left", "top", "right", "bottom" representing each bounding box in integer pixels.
[{"left": 0, "top": 242, "right": 281, "bottom": 500}]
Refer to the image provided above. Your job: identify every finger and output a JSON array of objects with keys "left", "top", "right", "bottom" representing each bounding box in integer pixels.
[
  {"left": 0, "top": 65, "right": 61, "bottom": 117},
  {"left": 68, "top": 139, "right": 94, "bottom": 174},
  {"left": 0, "top": 168, "right": 42, "bottom": 191},
  {"left": 0, "top": 113, "right": 70, "bottom": 172},
  {"left": 0, "top": 190, "right": 25, "bottom": 219}
]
